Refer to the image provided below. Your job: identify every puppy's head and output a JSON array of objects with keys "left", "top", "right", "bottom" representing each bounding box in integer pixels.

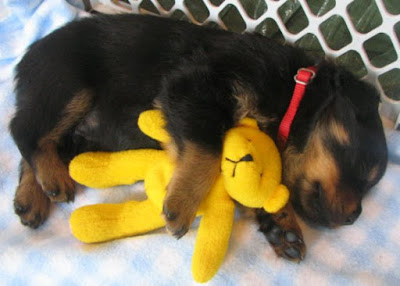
[{"left": 283, "top": 62, "right": 388, "bottom": 227}]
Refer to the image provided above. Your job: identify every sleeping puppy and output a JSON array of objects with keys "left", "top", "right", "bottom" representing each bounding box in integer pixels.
[{"left": 10, "top": 14, "right": 387, "bottom": 261}]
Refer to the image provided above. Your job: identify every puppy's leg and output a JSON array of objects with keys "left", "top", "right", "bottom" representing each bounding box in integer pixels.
[
  {"left": 14, "top": 159, "right": 50, "bottom": 228},
  {"left": 32, "top": 139, "right": 76, "bottom": 202},
  {"left": 256, "top": 203, "right": 306, "bottom": 261},
  {"left": 10, "top": 89, "right": 93, "bottom": 227},
  {"left": 34, "top": 90, "right": 93, "bottom": 201},
  {"left": 163, "top": 142, "right": 220, "bottom": 238},
  {"left": 159, "top": 70, "right": 235, "bottom": 238}
]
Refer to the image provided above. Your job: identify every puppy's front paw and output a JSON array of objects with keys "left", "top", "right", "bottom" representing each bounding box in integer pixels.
[
  {"left": 262, "top": 223, "right": 305, "bottom": 261},
  {"left": 161, "top": 142, "right": 220, "bottom": 239},
  {"left": 257, "top": 206, "right": 306, "bottom": 262},
  {"left": 37, "top": 164, "right": 75, "bottom": 203},
  {"left": 162, "top": 194, "right": 198, "bottom": 239}
]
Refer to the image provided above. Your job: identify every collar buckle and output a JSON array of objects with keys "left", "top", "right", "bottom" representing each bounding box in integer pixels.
[{"left": 294, "top": 68, "right": 316, "bottom": 85}]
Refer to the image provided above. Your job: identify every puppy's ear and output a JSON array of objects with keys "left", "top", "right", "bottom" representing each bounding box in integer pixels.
[
  {"left": 331, "top": 67, "right": 387, "bottom": 179},
  {"left": 332, "top": 68, "right": 380, "bottom": 122}
]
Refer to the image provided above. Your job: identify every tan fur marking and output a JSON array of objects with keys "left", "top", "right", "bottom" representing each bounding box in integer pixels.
[
  {"left": 233, "top": 81, "right": 276, "bottom": 130},
  {"left": 269, "top": 203, "right": 305, "bottom": 261},
  {"left": 282, "top": 145, "right": 303, "bottom": 187},
  {"left": 33, "top": 140, "right": 75, "bottom": 202},
  {"left": 152, "top": 98, "right": 162, "bottom": 110},
  {"left": 283, "top": 123, "right": 340, "bottom": 206},
  {"left": 367, "top": 165, "right": 379, "bottom": 184},
  {"left": 32, "top": 89, "right": 92, "bottom": 201},
  {"left": 283, "top": 118, "right": 362, "bottom": 225},
  {"left": 19, "top": 160, "right": 46, "bottom": 198},
  {"left": 161, "top": 141, "right": 179, "bottom": 163},
  {"left": 329, "top": 120, "right": 350, "bottom": 145},
  {"left": 33, "top": 141, "right": 64, "bottom": 186},
  {"left": 303, "top": 134, "right": 339, "bottom": 204},
  {"left": 41, "top": 89, "right": 94, "bottom": 144},
  {"left": 163, "top": 142, "right": 221, "bottom": 235},
  {"left": 14, "top": 160, "right": 50, "bottom": 227},
  {"left": 172, "top": 142, "right": 220, "bottom": 200}
]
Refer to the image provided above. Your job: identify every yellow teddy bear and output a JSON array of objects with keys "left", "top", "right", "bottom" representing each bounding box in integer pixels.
[{"left": 69, "top": 110, "right": 289, "bottom": 283}]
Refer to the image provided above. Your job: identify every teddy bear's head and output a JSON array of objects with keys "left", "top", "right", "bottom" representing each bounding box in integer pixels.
[
  {"left": 221, "top": 118, "right": 283, "bottom": 208},
  {"left": 138, "top": 110, "right": 286, "bottom": 211}
]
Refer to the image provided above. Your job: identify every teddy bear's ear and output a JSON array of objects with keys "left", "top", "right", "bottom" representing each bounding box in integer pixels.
[
  {"left": 138, "top": 110, "right": 171, "bottom": 143},
  {"left": 238, "top": 118, "right": 259, "bottom": 129}
]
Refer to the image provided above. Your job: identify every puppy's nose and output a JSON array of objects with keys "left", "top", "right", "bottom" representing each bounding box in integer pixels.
[{"left": 344, "top": 204, "right": 362, "bottom": 225}]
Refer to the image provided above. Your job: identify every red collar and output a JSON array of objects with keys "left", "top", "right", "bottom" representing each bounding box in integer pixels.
[{"left": 278, "top": 66, "right": 317, "bottom": 149}]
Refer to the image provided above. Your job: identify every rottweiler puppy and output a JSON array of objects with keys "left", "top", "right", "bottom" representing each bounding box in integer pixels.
[{"left": 10, "top": 14, "right": 387, "bottom": 260}]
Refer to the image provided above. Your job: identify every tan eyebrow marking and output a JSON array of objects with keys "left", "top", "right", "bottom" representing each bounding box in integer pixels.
[
  {"left": 367, "top": 165, "right": 379, "bottom": 184},
  {"left": 329, "top": 120, "right": 350, "bottom": 146}
]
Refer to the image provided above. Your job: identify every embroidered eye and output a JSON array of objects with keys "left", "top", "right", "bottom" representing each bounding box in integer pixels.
[{"left": 239, "top": 154, "right": 253, "bottom": 162}]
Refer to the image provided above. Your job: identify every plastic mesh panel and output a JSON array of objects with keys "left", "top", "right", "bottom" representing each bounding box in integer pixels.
[{"left": 92, "top": 0, "right": 400, "bottom": 127}]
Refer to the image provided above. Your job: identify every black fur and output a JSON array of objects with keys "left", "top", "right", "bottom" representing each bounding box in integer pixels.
[
  {"left": 10, "top": 14, "right": 388, "bottom": 256},
  {"left": 288, "top": 64, "right": 387, "bottom": 226},
  {"left": 11, "top": 14, "right": 314, "bottom": 157}
]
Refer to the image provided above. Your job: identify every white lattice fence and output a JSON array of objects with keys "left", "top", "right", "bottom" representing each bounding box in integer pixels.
[{"left": 90, "top": 0, "right": 400, "bottom": 128}]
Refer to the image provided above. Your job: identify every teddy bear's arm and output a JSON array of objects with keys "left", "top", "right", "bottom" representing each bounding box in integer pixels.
[
  {"left": 70, "top": 199, "right": 166, "bottom": 243},
  {"left": 69, "top": 149, "right": 165, "bottom": 189},
  {"left": 138, "top": 109, "right": 170, "bottom": 143},
  {"left": 191, "top": 182, "right": 236, "bottom": 282}
]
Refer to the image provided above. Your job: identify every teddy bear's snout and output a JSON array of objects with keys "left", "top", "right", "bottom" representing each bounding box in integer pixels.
[{"left": 225, "top": 154, "right": 254, "bottom": 177}]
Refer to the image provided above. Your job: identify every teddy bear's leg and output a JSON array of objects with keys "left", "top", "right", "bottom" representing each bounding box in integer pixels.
[
  {"left": 70, "top": 200, "right": 165, "bottom": 243},
  {"left": 191, "top": 195, "right": 235, "bottom": 282}
]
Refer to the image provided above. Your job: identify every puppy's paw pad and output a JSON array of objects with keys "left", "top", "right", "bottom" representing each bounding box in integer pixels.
[
  {"left": 284, "top": 246, "right": 302, "bottom": 260},
  {"left": 285, "top": 231, "right": 302, "bottom": 243},
  {"left": 261, "top": 225, "right": 306, "bottom": 262}
]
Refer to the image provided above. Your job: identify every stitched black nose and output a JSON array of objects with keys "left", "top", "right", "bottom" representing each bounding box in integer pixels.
[
  {"left": 225, "top": 154, "right": 254, "bottom": 178},
  {"left": 344, "top": 204, "right": 362, "bottom": 225},
  {"left": 239, "top": 154, "right": 253, "bottom": 162}
]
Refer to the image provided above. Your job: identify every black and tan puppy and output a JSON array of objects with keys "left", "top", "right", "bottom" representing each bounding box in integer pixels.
[{"left": 10, "top": 14, "right": 387, "bottom": 260}]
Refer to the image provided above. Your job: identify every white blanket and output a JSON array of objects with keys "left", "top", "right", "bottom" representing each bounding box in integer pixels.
[{"left": 1, "top": 1, "right": 399, "bottom": 285}]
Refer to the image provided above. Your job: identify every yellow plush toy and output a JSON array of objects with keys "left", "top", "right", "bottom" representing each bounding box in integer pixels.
[{"left": 69, "top": 110, "right": 289, "bottom": 283}]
